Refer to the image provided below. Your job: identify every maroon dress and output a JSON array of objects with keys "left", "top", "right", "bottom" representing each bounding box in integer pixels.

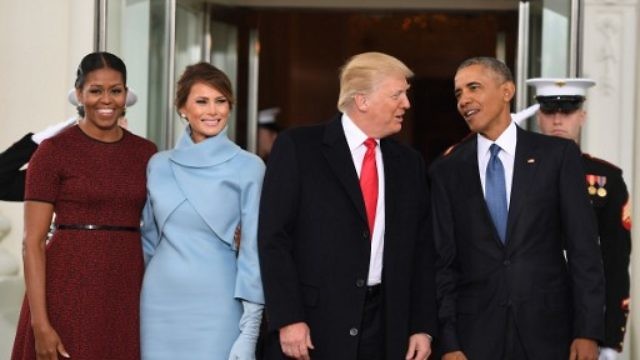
[{"left": 11, "top": 126, "right": 156, "bottom": 360}]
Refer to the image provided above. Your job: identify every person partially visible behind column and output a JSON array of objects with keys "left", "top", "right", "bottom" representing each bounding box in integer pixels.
[
  {"left": 257, "top": 107, "right": 281, "bottom": 162},
  {"left": 258, "top": 52, "right": 437, "bottom": 360},
  {"left": 0, "top": 120, "right": 74, "bottom": 201},
  {"left": 528, "top": 77, "right": 631, "bottom": 360}
]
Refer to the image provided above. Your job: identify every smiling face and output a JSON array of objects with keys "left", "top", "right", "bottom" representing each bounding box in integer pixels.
[
  {"left": 353, "top": 73, "right": 411, "bottom": 138},
  {"left": 76, "top": 67, "right": 126, "bottom": 132},
  {"left": 454, "top": 64, "right": 514, "bottom": 140},
  {"left": 180, "top": 82, "right": 230, "bottom": 143}
]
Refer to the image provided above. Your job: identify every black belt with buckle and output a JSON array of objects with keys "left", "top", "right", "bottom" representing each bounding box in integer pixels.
[{"left": 55, "top": 224, "right": 140, "bottom": 232}]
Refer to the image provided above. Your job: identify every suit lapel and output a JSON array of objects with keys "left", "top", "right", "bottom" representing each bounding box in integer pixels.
[
  {"left": 322, "top": 117, "right": 367, "bottom": 224},
  {"left": 460, "top": 138, "right": 506, "bottom": 248},
  {"left": 505, "top": 127, "right": 539, "bottom": 248}
]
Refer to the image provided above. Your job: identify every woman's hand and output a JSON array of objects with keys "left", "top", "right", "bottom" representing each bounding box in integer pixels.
[{"left": 33, "top": 324, "right": 70, "bottom": 360}]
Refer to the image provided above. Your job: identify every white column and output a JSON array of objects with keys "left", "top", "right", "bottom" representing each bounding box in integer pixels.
[{"left": 582, "top": 0, "right": 639, "bottom": 359}]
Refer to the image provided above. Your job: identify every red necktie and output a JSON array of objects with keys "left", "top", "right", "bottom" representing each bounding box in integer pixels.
[{"left": 360, "top": 138, "right": 378, "bottom": 236}]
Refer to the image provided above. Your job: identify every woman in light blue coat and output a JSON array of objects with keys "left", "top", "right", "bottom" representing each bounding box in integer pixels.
[{"left": 140, "top": 62, "right": 264, "bottom": 360}]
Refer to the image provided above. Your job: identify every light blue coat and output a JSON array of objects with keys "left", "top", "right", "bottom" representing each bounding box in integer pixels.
[{"left": 140, "top": 127, "right": 264, "bottom": 359}]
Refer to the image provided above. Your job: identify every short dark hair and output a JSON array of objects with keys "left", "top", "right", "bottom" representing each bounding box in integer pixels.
[
  {"left": 457, "top": 57, "right": 514, "bottom": 83},
  {"left": 74, "top": 52, "right": 127, "bottom": 89},
  {"left": 175, "top": 62, "right": 235, "bottom": 112}
]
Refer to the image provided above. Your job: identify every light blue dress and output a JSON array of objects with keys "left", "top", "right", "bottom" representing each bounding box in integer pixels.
[{"left": 140, "top": 128, "right": 265, "bottom": 360}]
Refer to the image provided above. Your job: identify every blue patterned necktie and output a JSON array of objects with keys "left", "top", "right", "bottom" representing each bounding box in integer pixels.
[{"left": 485, "top": 144, "right": 508, "bottom": 243}]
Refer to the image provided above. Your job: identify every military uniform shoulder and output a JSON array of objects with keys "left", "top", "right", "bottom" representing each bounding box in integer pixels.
[
  {"left": 582, "top": 153, "right": 623, "bottom": 175},
  {"left": 429, "top": 133, "right": 474, "bottom": 172},
  {"left": 441, "top": 132, "right": 474, "bottom": 159}
]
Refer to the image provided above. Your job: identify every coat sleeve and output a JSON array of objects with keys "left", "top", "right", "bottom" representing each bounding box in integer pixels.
[
  {"left": 141, "top": 164, "right": 160, "bottom": 266},
  {"left": 561, "top": 142, "right": 605, "bottom": 341},
  {"left": 0, "top": 133, "right": 38, "bottom": 201},
  {"left": 234, "top": 160, "right": 266, "bottom": 304},
  {"left": 258, "top": 131, "right": 306, "bottom": 331},
  {"left": 429, "top": 162, "right": 462, "bottom": 353}
]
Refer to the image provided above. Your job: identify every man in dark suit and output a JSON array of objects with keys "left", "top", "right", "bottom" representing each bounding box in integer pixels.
[
  {"left": 429, "top": 57, "right": 605, "bottom": 360},
  {"left": 258, "top": 52, "right": 437, "bottom": 360},
  {"left": 527, "top": 78, "right": 631, "bottom": 360}
]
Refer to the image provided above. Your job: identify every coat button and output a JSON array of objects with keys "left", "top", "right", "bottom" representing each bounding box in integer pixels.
[
  {"left": 362, "top": 230, "right": 369, "bottom": 239},
  {"left": 503, "top": 259, "right": 511, "bottom": 266},
  {"left": 356, "top": 279, "right": 365, "bottom": 287},
  {"left": 349, "top": 328, "right": 359, "bottom": 336}
]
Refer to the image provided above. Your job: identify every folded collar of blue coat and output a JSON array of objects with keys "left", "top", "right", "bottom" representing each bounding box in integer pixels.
[{"left": 170, "top": 125, "right": 240, "bottom": 167}]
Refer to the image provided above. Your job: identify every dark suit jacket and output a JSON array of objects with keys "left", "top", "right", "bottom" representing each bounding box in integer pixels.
[
  {"left": 258, "top": 115, "right": 438, "bottom": 360},
  {"left": 429, "top": 127, "right": 605, "bottom": 359},
  {"left": 0, "top": 133, "right": 37, "bottom": 201}
]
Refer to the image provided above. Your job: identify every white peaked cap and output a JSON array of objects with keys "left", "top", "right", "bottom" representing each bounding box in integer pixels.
[
  {"left": 258, "top": 107, "right": 280, "bottom": 125},
  {"left": 526, "top": 78, "right": 596, "bottom": 97},
  {"left": 67, "top": 88, "right": 138, "bottom": 107}
]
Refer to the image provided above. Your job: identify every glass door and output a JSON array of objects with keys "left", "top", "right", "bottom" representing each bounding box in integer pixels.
[
  {"left": 105, "top": 0, "right": 257, "bottom": 150},
  {"left": 516, "top": 0, "right": 579, "bottom": 127}
]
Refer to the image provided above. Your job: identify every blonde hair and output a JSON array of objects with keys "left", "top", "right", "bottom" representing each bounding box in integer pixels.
[{"left": 337, "top": 52, "right": 413, "bottom": 112}]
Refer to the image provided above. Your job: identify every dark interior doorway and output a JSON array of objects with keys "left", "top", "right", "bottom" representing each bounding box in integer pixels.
[{"left": 222, "top": 8, "right": 519, "bottom": 165}]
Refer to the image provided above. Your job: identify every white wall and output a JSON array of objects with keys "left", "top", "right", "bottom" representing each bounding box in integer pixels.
[
  {"left": 0, "top": 1, "right": 94, "bottom": 357},
  {"left": 0, "top": 0, "right": 94, "bottom": 271},
  {"left": 582, "top": 0, "right": 639, "bottom": 358}
]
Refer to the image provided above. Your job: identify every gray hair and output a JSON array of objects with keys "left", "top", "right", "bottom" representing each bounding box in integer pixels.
[{"left": 457, "top": 56, "right": 513, "bottom": 83}]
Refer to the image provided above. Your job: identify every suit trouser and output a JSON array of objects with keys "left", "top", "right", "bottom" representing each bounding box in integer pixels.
[
  {"left": 503, "top": 309, "right": 528, "bottom": 360},
  {"left": 357, "top": 284, "right": 384, "bottom": 360}
]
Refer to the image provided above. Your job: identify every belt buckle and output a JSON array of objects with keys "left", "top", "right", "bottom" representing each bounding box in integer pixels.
[{"left": 86, "top": 224, "right": 98, "bottom": 230}]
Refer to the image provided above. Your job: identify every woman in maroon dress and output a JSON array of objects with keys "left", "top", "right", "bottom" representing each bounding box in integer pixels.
[{"left": 11, "top": 52, "right": 156, "bottom": 360}]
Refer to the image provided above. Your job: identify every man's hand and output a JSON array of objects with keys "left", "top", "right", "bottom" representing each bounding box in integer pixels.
[
  {"left": 405, "top": 333, "right": 432, "bottom": 360},
  {"left": 442, "top": 351, "right": 468, "bottom": 360},
  {"left": 570, "top": 338, "right": 598, "bottom": 360},
  {"left": 279, "top": 322, "right": 314, "bottom": 360}
]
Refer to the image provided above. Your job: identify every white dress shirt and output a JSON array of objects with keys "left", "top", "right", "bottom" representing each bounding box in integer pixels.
[
  {"left": 341, "top": 113, "right": 385, "bottom": 286},
  {"left": 477, "top": 120, "right": 517, "bottom": 207}
]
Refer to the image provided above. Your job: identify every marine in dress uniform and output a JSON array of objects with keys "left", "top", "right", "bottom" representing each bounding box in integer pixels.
[{"left": 527, "top": 78, "right": 632, "bottom": 359}]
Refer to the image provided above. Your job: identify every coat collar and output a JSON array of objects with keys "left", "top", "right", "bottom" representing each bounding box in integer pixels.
[
  {"left": 170, "top": 126, "right": 240, "bottom": 167},
  {"left": 321, "top": 114, "right": 402, "bottom": 232},
  {"left": 322, "top": 115, "right": 367, "bottom": 224},
  {"left": 459, "top": 127, "right": 540, "bottom": 249}
]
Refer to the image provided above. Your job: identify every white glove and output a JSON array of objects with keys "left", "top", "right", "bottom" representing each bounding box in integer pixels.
[
  {"left": 511, "top": 103, "right": 540, "bottom": 125},
  {"left": 32, "top": 117, "right": 77, "bottom": 144},
  {"left": 228, "top": 300, "right": 263, "bottom": 360},
  {"left": 599, "top": 347, "right": 619, "bottom": 360}
]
